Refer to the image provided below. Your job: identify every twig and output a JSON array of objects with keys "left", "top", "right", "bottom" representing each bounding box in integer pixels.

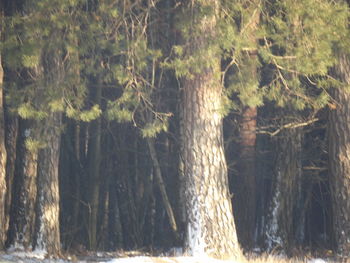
[{"left": 257, "top": 118, "right": 319, "bottom": 136}]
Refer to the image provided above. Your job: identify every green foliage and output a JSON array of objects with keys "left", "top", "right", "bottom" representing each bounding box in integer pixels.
[
  {"left": 25, "top": 137, "right": 46, "bottom": 152},
  {"left": 3, "top": 0, "right": 348, "bottom": 140},
  {"left": 22, "top": 54, "right": 40, "bottom": 68},
  {"left": 66, "top": 104, "right": 102, "bottom": 122},
  {"left": 48, "top": 99, "right": 65, "bottom": 112},
  {"left": 257, "top": 0, "right": 348, "bottom": 109},
  {"left": 18, "top": 103, "right": 48, "bottom": 120},
  {"left": 141, "top": 119, "right": 169, "bottom": 138},
  {"left": 3, "top": 0, "right": 87, "bottom": 123},
  {"left": 221, "top": 0, "right": 349, "bottom": 111},
  {"left": 106, "top": 98, "right": 135, "bottom": 123}
]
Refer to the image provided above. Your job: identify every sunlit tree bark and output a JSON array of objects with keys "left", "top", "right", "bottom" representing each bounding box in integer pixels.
[
  {"left": 34, "top": 112, "right": 62, "bottom": 255},
  {"left": 328, "top": 54, "right": 350, "bottom": 257},
  {"left": 7, "top": 120, "right": 38, "bottom": 250},
  {"left": 0, "top": 4, "right": 7, "bottom": 246},
  {"left": 34, "top": 40, "right": 64, "bottom": 256},
  {"left": 181, "top": 0, "right": 241, "bottom": 259}
]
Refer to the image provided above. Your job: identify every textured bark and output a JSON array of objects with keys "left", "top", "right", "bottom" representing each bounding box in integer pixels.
[
  {"left": 0, "top": 44, "right": 7, "bottom": 250},
  {"left": 183, "top": 71, "right": 241, "bottom": 259},
  {"left": 4, "top": 111, "right": 18, "bottom": 246},
  {"left": 182, "top": 2, "right": 241, "bottom": 259},
  {"left": 264, "top": 125, "right": 303, "bottom": 252},
  {"left": 7, "top": 120, "right": 38, "bottom": 250},
  {"left": 2, "top": 0, "right": 20, "bottom": 249},
  {"left": 236, "top": 106, "right": 257, "bottom": 250},
  {"left": 328, "top": 54, "right": 350, "bottom": 257},
  {"left": 34, "top": 112, "right": 62, "bottom": 256}
]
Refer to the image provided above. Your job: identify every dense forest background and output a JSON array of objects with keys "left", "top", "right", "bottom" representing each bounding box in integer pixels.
[{"left": 0, "top": 0, "right": 350, "bottom": 260}]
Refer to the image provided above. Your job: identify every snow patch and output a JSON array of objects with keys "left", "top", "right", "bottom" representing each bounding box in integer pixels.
[
  {"left": 265, "top": 170, "right": 283, "bottom": 250},
  {"left": 30, "top": 248, "right": 47, "bottom": 259},
  {"left": 106, "top": 257, "right": 154, "bottom": 263},
  {"left": 35, "top": 189, "right": 47, "bottom": 254},
  {"left": 308, "top": 259, "right": 327, "bottom": 263},
  {"left": 106, "top": 256, "right": 240, "bottom": 263},
  {"left": 0, "top": 252, "right": 330, "bottom": 263},
  {"left": 186, "top": 178, "right": 206, "bottom": 257},
  {"left": 3, "top": 250, "right": 46, "bottom": 260}
]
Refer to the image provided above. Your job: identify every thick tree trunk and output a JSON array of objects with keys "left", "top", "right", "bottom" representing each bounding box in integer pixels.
[
  {"left": 236, "top": 106, "right": 257, "bottom": 250},
  {"left": 0, "top": 50, "right": 7, "bottom": 250},
  {"left": 7, "top": 120, "right": 38, "bottom": 250},
  {"left": 34, "top": 112, "right": 62, "bottom": 256},
  {"left": 0, "top": 3, "right": 7, "bottom": 248},
  {"left": 182, "top": 70, "right": 241, "bottom": 259},
  {"left": 328, "top": 54, "right": 350, "bottom": 257},
  {"left": 181, "top": 2, "right": 241, "bottom": 259},
  {"left": 264, "top": 125, "right": 303, "bottom": 252}
]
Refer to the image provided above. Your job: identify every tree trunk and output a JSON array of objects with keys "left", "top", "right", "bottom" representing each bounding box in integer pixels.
[
  {"left": 4, "top": 109, "right": 18, "bottom": 247},
  {"left": 0, "top": 40, "right": 7, "bottom": 250},
  {"left": 232, "top": 1, "right": 260, "bottom": 250},
  {"left": 236, "top": 106, "right": 257, "bottom": 250},
  {"left": 34, "top": 112, "right": 62, "bottom": 256},
  {"left": 86, "top": 84, "right": 102, "bottom": 250},
  {"left": 181, "top": 1, "right": 241, "bottom": 259},
  {"left": 264, "top": 125, "right": 303, "bottom": 252},
  {"left": 7, "top": 119, "right": 38, "bottom": 250},
  {"left": 147, "top": 138, "right": 178, "bottom": 236},
  {"left": 0, "top": 2, "right": 8, "bottom": 248},
  {"left": 328, "top": 54, "right": 350, "bottom": 257},
  {"left": 108, "top": 174, "right": 124, "bottom": 249}
]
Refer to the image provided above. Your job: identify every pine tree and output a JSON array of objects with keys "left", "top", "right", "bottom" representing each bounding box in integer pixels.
[
  {"left": 176, "top": 0, "right": 242, "bottom": 259},
  {"left": 221, "top": 0, "right": 348, "bottom": 251},
  {"left": 227, "top": 0, "right": 261, "bottom": 250},
  {"left": 259, "top": 0, "right": 347, "bottom": 252},
  {"left": 3, "top": 0, "right": 89, "bottom": 255}
]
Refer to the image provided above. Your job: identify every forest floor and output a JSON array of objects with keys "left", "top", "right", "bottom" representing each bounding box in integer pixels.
[{"left": 0, "top": 249, "right": 347, "bottom": 263}]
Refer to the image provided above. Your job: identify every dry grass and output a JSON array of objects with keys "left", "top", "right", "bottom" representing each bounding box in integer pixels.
[
  {"left": 243, "top": 254, "right": 312, "bottom": 263},
  {"left": 241, "top": 252, "right": 349, "bottom": 263},
  {"left": 108, "top": 254, "right": 346, "bottom": 263},
  {"left": 139, "top": 252, "right": 350, "bottom": 263}
]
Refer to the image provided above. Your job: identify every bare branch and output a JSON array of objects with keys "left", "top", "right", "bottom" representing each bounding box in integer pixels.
[{"left": 257, "top": 117, "right": 319, "bottom": 136}]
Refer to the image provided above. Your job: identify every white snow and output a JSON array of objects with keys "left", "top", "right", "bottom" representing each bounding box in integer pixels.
[
  {"left": 106, "top": 256, "right": 240, "bottom": 263},
  {"left": 186, "top": 178, "right": 207, "bottom": 257},
  {"left": 106, "top": 257, "right": 154, "bottom": 263},
  {"left": 308, "top": 259, "right": 327, "bottom": 263},
  {"left": 265, "top": 170, "right": 283, "bottom": 250},
  {"left": 0, "top": 251, "right": 331, "bottom": 263}
]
